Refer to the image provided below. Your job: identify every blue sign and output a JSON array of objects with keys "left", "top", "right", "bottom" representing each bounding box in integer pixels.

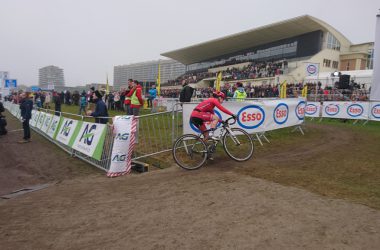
[
  {"left": 5, "top": 79, "right": 17, "bottom": 88},
  {"left": 31, "top": 86, "right": 40, "bottom": 92}
]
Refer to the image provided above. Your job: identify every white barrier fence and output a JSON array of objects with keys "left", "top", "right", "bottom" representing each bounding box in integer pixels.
[
  {"left": 305, "top": 101, "right": 380, "bottom": 121},
  {"left": 182, "top": 98, "right": 306, "bottom": 135}
]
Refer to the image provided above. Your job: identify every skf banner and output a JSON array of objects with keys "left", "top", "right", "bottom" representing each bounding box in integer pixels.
[
  {"left": 370, "top": 102, "right": 380, "bottom": 121},
  {"left": 305, "top": 102, "right": 321, "bottom": 118},
  {"left": 305, "top": 63, "right": 319, "bottom": 76},
  {"left": 182, "top": 98, "right": 305, "bottom": 135},
  {"left": 321, "top": 101, "right": 369, "bottom": 120},
  {"left": 72, "top": 122, "right": 107, "bottom": 160},
  {"left": 55, "top": 118, "right": 82, "bottom": 146},
  {"left": 107, "top": 116, "right": 137, "bottom": 177},
  {"left": 47, "top": 115, "right": 62, "bottom": 138}
]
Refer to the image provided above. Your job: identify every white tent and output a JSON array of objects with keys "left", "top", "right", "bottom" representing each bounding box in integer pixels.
[{"left": 304, "top": 70, "right": 373, "bottom": 89}]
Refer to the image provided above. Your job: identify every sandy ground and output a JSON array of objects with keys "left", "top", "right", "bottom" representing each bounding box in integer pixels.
[{"left": 1, "top": 111, "right": 380, "bottom": 249}]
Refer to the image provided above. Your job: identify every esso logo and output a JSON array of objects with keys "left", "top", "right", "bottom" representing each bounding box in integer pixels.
[
  {"left": 237, "top": 105, "right": 265, "bottom": 129},
  {"left": 347, "top": 104, "right": 364, "bottom": 117},
  {"left": 307, "top": 65, "right": 317, "bottom": 75},
  {"left": 305, "top": 104, "right": 318, "bottom": 115},
  {"left": 372, "top": 104, "right": 380, "bottom": 119},
  {"left": 190, "top": 110, "right": 222, "bottom": 133},
  {"left": 273, "top": 103, "right": 289, "bottom": 125},
  {"left": 295, "top": 101, "right": 306, "bottom": 120},
  {"left": 325, "top": 104, "right": 340, "bottom": 116}
]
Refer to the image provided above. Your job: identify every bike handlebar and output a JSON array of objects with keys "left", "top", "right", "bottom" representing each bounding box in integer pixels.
[{"left": 223, "top": 116, "right": 237, "bottom": 126}]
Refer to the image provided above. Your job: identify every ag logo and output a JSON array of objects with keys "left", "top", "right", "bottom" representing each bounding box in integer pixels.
[
  {"left": 325, "top": 104, "right": 339, "bottom": 116},
  {"left": 60, "top": 120, "right": 73, "bottom": 136},
  {"left": 237, "top": 105, "right": 265, "bottom": 129},
  {"left": 79, "top": 124, "right": 96, "bottom": 146},
  {"left": 305, "top": 104, "right": 318, "bottom": 115},
  {"left": 115, "top": 133, "right": 129, "bottom": 141},
  {"left": 273, "top": 103, "right": 288, "bottom": 125},
  {"left": 295, "top": 101, "right": 306, "bottom": 120},
  {"left": 372, "top": 104, "right": 380, "bottom": 119},
  {"left": 112, "top": 154, "right": 126, "bottom": 162},
  {"left": 347, "top": 104, "right": 363, "bottom": 117},
  {"left": 44, "top": 116, "right": 51, "bottom": 127},
  {"left": 50, "top": 120, "right": 58, "bottom": 131},
  {"left": 190, "top": 110, "right": 222, "bottom": 133}
]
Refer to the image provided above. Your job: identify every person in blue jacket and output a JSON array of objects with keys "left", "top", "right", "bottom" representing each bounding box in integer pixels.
[
  {"left": 87, "top": 90, "right": 109, "bottom": 124},
  {"left": 19, "top": 92, "right": 33, "bottom": 143},
  {"left": 148, "top": 85, "right": 157, "bottom": 108}
]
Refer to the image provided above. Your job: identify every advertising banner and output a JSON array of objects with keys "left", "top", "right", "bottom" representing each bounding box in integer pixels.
[
  {"left": 305, "top": 63, "right": 319, "bottom": 77},
  {"left": 36, "top": 112, "right": 47, "bottom": 130},
  {"left": 71, "top": 122, "right": 107, "bottom": 160},
  {"left": 55, "top": 118, "right": 82, "bottom": 146},
  {"left": 182, "top": 98, "right": 305, "bottom": 135},
  {"left": 107, "top": 116, "right": 137, "bottom": 177},
  {"left": 370, "top": 101, "right": 380, "bottom": 121},
  {"left": 30, "top": 111, "right": 40, "bottom": 127},
  {"left": 41, "top": 113, "right": 53, "bottom": 133},
  {"left": 46, "top": 115, "right": 62, "bottom": 138},
  {"left": 305, "top": 102, "right": 321, "bottom": 118},
  {"left": 321, "top": 101, "right": 369, "bottom": 120}
]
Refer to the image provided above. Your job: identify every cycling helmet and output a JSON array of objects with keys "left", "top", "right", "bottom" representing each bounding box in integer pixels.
[{"left": 212, "top": 91, "right": 226, "bottom": 99}]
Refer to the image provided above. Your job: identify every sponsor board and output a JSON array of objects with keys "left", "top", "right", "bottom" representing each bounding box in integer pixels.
[{"left": 55, "top": 118, "right": 81, "bottom": 145}]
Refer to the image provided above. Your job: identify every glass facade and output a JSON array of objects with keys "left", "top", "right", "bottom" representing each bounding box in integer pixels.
[
  {"left": 113, "top": 59, "right": 186, "bottom": 90},
  {"left": 326, "top": 32, "right": 341, "bottom": 51}
]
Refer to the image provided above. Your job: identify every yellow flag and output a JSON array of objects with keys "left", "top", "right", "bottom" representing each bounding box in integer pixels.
[
  {"left": 106, "top": 74, "right": 109, "bottom": 95},
  {"left": 156, "top": 64, "right": 161, "bottom": 96},
  {"left": 302, "top": 85, "right": 308, "bottom": 98},
  {"left": 280, "top": 80, "right": 287, "bottom": 98},
  {"left": 215, "top": 72, "right": 222, "bottom": 91}
]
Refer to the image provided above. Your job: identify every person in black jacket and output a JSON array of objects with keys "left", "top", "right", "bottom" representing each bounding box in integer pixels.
[
  {"left": 0, "top": 101, "right": 7, "bottom": 136},
  {"left": 87, "top": 90, "right": 109, "bottom": 124},
  {"left": 19, "top": 92, "right": 33, "bottom": 143},
  {"left": 179, "top": 81, "right": 194, "bottom": 103}
]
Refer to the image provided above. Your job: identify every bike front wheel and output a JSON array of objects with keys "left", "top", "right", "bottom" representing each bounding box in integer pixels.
[
  {"left": 223, "top": 128, "right": 254, "bottom": 161},
  {"left": 172, "top": 134, "right": 208, "bottom": 170}
]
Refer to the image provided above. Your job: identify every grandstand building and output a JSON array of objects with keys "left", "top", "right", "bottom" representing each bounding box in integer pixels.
[
  {"left": 113, "top": 59, "right": 186, "bottom": 90},
  {"left": 38, "top": 65, "right": 65, "bottom": 89},
  {"left": 161, "top": 15, "right": 374, "bottom": 88}
]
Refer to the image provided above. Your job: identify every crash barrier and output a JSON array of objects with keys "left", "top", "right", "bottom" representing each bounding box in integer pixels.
[
  {"left": 305, "top": 101, "right": 380, "bottom": 122},
  {"left": 4, "top": 97, "right": 308, "bottom": 175},
  {"left": 4, "top": 101, "right": 182, "bottom": 175}
]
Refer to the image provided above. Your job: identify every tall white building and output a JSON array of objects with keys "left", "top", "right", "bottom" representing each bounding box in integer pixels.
[
  {"left": 114, "top": 59, "right": 185, "bottom": 90},
  {"left": 39, "top": 65, "right": 65, "bottom": 89}
]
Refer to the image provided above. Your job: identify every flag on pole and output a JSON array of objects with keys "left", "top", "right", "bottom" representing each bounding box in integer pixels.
[
  {"left": 156, "top": 64, "right": 161, "bottom": 96},
  {"left": 280, "top": 80, "right": 287, "bottom": 98},
  {"left": 302, "top": 85, "right": 308, "bottom": 98},
  {"left": 106, "top": 74, "right": 110, "bottom": 95},
  {"left": 215, "top": 72, "right": 222, "bottom": 91}
]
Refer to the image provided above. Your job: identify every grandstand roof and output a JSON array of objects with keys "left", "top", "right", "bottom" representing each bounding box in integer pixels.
[{"left": 161, "top": 15, "right": 351, "bottom": 65}]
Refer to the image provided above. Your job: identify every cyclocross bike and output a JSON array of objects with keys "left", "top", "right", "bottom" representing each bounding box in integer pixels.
[{"left": 172, "top": 117, "right": 254, "bottom": 170}]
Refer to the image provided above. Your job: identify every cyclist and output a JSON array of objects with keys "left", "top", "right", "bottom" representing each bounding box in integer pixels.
[{"left": 190, "top": 91, "right": 237, "bottom": 141}]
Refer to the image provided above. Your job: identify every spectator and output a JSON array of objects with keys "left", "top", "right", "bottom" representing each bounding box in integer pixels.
[
  {"left": 53, "top": 91, "right": 61, "bottom": 116},
  {"left": 127, "top": 80, "right": 144, "bottom": 116},
  {"left": 78, "top": 91, "right": 87, "bottom": 115},
  {"left": 124, "top": 79, "right": 133, "bottom": 115},
  {"left": 19, "top": 92, "right": 33, "bottom": 143},
  {"left": 87, "top": 90, "right": 109, "bottom": 124},
  {"left": 233, "top": 82, "right": 247, "bottom": 100},
  {"left": 179, "top": 81, "right": 194, "bottom": 102},
  {"left": 148, "top": 85, "right": 157, "bottom": 108}
]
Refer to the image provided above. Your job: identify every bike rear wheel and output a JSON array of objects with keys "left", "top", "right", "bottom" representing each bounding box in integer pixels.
[
  {"left": 172, "top": 134, "right": 208, "bottom": 170},
  {"left": 223, "top": 128, "right": 254, "bottom": 161}
]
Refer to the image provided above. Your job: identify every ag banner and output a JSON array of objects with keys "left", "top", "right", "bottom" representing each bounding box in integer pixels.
[
  {"left": 36, "top": 112, "right": 47, "bottom": 130},
  {"left": 55, "top": 118, "right": 82, "bottom": 146},
  {"left": 30, "top": 111, "right": 40, "bottom": 127},
  {"left": 72, "top": 122, "right": 107, "bottom": 160},
  {"left": 107, "top": 116, "right": 137, "bottom": 177},
  {"left": 41, "top": 113, "right": 53, "bottom": 133},
  {"left": 47, "top": 115, "right": 62, "bottom": 138}
]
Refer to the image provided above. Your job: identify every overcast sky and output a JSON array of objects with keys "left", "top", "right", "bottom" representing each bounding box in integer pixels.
[{"left": 0, "top": 0, "right": 378, "bottom": 87}]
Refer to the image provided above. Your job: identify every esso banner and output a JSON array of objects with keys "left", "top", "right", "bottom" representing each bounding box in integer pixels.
[
  {"left": 182, "top": 98, "right": 305, "bottom": 134},
  {"left": 305, "top": 102, "right": 321, "bottom": 118},
  {"left": 370, "top": 102, "right": 380, "bottom": 121},
  {"left": 321, "top": 102, "right": 369, "bottom": 120}
]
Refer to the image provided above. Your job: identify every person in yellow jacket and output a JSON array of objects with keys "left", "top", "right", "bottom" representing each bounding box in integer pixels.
[{"left": 233, "top": 82, "right": 247, "bottom": 101}]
